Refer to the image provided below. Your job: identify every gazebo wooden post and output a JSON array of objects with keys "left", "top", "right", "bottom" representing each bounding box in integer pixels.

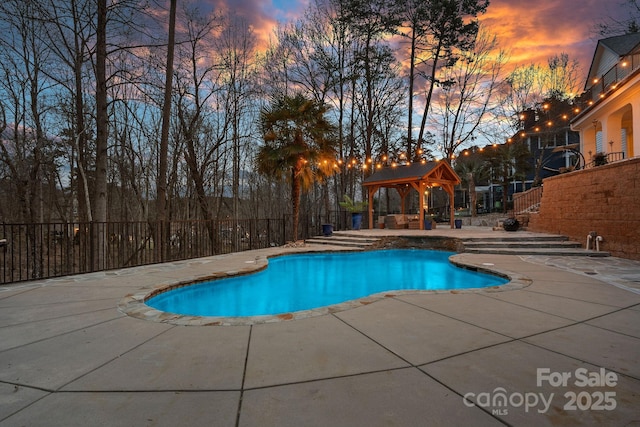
[
  {"left": 445, "top": 184, "right": 455, "bottom": 229},
  {"left": 410, "top": 181, "right": 425, "bottom": 230},
  {"left": 397, "top": 187, "right": 411, "bottom": 216},
  {"left": 419, "top": 181, "right": 425, "bottom": 230},
  {"left": 367, "top": 186, "right": 376, "bottom": 230}
]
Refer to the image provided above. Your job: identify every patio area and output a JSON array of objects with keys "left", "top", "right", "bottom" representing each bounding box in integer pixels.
[{"left": 1, "top": 227, "right": 639, "bottom": 426}]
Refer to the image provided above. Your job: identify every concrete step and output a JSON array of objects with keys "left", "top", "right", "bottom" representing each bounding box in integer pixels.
[
  {"left": 464, "top": 247, "right": 610, "bottom": 256},
  {"left": 462, "top": 233, "right": 609, "bottom": 256},
  {"left": 464, "top": 241, "right": 581, "bottom": 249},
  {"left": 306, "top": 237, "right": 376, "bottom": 248},
  {"left": 306, "top": 232, "right": 380, "bottom": 248},
  {"left": 462, "top": 235, "right": 570, "bottom": 242}
]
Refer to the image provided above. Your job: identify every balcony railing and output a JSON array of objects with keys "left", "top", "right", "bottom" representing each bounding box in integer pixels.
[
  {"left": 583, "top": 151, "right": 626, "bottom": 169},
  {"left": 577, "top": 50, "right": 640, "bottom": 113}
]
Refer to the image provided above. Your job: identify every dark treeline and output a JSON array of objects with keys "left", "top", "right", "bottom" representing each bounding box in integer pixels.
[{"left": 0, "top": 0, "right": 583, "bottom": 230}]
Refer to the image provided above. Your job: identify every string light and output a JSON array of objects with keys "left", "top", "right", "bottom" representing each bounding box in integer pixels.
[{"left": 301, "top": 92, "right": 600, "bottom": 173}]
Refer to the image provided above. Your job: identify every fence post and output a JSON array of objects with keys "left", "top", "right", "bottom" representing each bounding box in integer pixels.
[
  {"left": 282, "top": 215, "right": 287, "bottom": 244},
  {"left": 0, "top": 229, "right": 6, "bottom": 284},
  {"left": 89, "top": 221, "right": 95, "bottom": 272}
]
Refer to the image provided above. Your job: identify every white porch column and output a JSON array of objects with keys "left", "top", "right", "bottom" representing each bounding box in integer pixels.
[{"left": 631, "top": 99, "right": 640, "bottom": 158}]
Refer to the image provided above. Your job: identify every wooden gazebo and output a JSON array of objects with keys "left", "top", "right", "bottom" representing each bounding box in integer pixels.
[{"left": 362, "top": 161, "right": 461, "bottom": 229}]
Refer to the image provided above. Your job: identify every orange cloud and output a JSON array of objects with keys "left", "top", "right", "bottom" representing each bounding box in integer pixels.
[
  {"left": 481, "top": 0, "right": 629, "bottom": 78},
  {"left": 196, "top": 0, "right": 629, "bottom": 84}
]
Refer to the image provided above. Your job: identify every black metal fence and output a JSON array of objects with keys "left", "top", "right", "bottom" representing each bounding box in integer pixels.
[
  {"left": 0, "top": 218, "right": 290, "bottom": 284},
  {"left": 0, "top": 210, "right": 374, "bottom": 284},
  {"left": 0, "top": 211, "right": 367, "bottom": 284}
]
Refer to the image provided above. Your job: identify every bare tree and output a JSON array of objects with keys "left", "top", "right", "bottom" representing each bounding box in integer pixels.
[
  {"left": 215, "top": 14, "right": 259, "bottom": 222},
  {"left": 593, "top": 0, "right": 640, "bottom": 35},
  {"left": 545, "top": 53, "right": 581, "bottom": 100},
  {"left": 35, "top": 0, "right": 97, "bottom": 223},
  {"left": 431, "top": 27, "right": 507, "bottom": 161},
  {"left": 0, "top": 0, "right": 58, "bottom": 275},
  {"left": 403, "top": 0, "right": 489, "bottom": 158},
  {"left": 156, "top": 0, "right": 176, "bottom": 225},
  {"left": 174, "top": 7, "right": 221, "bottom": 221},
  {"left": 339, "top": 0, "right": 400, "bottom": 175},
  {"left": 498, "top": 53, "right": 581, "bottom": 129},
  {"left": 153, "top": 0, "right": 176, "bottom": 260}
]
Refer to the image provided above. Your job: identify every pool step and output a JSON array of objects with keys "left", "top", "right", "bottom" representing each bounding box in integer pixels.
[
  {"left": 462, "top": 236, "right": 610, "bottom": 256},
  {"left": 463, "top": 235, "right": 572, "bottom": 242},
  {"left": 464, "top": 241, "right": 581, "bottom": 249},
  {"left": 306, "top": 232, "right": 380, "bottom": 249}
]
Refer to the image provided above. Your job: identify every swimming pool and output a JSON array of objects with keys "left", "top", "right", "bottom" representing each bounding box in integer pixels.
[{"left": 146, "top": 249, "right": 508, "bottom": 317}]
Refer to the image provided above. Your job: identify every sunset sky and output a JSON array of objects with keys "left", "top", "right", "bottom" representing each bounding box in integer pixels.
[{"left": 206, "top": 0, "right": 632, "bottom": 82}]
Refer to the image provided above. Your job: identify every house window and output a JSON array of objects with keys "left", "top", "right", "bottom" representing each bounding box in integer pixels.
[
  {"left": 538, "top": 133, "right": 556, "bottom": 148},
  {"left": 596, "top": 130, "right": 603, "bottom": 153},
  {"left": 621, "top": 128, "right": 628, "bottom": 157}
]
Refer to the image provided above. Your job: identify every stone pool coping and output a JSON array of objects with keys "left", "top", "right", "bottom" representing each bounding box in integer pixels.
[{"left": 117, "top": 250, "right": 532, "bottom": 326}]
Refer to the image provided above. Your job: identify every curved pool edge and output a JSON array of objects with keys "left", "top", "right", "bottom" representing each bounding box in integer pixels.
[{"left": 117, "top": 250, "right": 533, "bottom": 326}]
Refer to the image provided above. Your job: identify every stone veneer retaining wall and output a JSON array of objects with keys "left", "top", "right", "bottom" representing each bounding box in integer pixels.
[{"left": 528, "top": 157, "right": 640, "bottom": 260}]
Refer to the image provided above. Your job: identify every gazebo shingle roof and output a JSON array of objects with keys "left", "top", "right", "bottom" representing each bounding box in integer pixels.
[
  {"left": 363, "top": 161, "right": 460, "bottom": 187},
  {"left": 363, "top": 162, "right": 439, "bottom": 184}
]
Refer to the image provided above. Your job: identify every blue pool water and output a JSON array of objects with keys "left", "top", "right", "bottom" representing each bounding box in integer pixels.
[{"left": 147, "top": 249, "right": 508, "bottom": 317}]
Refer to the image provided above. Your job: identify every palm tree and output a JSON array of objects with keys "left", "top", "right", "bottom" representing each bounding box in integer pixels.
[
  {"left": 483, "top": 141, "right": 531, "bottom": 213},
  {"left": 257, "top": 94, "right": 336, "bottom": 241},
  {"left": 454, "top": 154, "right": 489, "bottom": 217}
]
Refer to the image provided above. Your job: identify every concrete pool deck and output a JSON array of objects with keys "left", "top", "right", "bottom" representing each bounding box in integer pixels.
[{"left": 1, "top": 227, "right": 639, "bottom": 426}]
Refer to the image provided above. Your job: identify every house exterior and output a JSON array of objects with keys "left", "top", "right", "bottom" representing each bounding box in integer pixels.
[
  {"left": 525, "top": 33, "right": 640, "bottom": 260},
  {"left": 571, "top": 33, "right": 640, "bottom": 164}
]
